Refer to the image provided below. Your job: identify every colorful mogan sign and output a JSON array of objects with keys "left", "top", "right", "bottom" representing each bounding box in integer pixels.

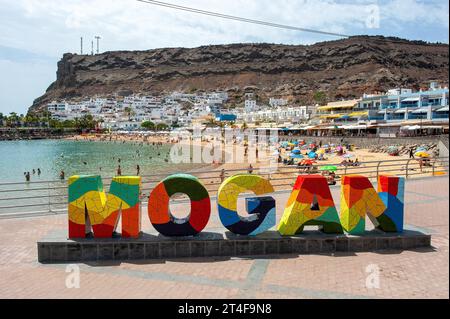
[{"left": 68, "top": 173, "right": 404, "bottom": 238}]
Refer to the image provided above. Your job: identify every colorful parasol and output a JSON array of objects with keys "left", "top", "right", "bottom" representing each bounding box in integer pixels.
[{"left": 319, "top": 165, "right": 338, "bottom": 172}]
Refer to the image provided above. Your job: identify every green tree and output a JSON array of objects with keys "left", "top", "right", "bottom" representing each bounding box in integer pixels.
[
  {"left": 156, "top": 123, "right": 169, "bottom": 131},
  {"left": 124, "top": 107, "right": 135, "bottom": 121},
  {"left": 141, "top": 121, "right": 155, "bottom": 130},
  {"left": 313, "top": 91, "right": 327, "bottom": 106},
  {"left": 6, "top": 112, "right": 20, "bottom": 127}
]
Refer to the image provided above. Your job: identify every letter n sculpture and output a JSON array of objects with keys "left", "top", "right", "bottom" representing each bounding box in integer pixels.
[
  {"left": 340, "top": 175, "right": 404, "bottom": 234},
  {"left": 68, "top": 175, "right": 141, "bottom": 238}
]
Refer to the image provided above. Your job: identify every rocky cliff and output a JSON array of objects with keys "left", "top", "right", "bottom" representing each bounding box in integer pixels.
[{"left": 29, "top": 36, "right": 449, "bottom": 111}]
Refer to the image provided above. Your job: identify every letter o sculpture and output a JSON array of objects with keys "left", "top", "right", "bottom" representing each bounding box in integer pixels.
[{"left": 148, "top": 174, "right": 211, "bottom": 236}]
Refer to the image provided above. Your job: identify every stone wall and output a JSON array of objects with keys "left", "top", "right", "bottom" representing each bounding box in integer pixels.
[{"left": 0, "top": 128, "right": 78, "bottom": 141}]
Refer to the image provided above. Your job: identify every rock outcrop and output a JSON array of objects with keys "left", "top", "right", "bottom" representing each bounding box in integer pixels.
[{"left": 29, "top": 36, "right": 449, "bottom": 112}]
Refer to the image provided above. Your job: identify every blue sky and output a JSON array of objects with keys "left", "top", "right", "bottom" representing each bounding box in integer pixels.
[{"left": 0, "top": 0, "right": 448, "bottom": 115}]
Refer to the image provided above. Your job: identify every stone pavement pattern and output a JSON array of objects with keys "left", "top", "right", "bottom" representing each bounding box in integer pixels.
[{"left": 0, "top": 177, "right": 448, "bottom": 298}]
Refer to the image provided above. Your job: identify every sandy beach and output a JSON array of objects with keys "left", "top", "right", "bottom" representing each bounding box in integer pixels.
[{"left": 64, "top": 132, "right": 447, "bottom": 193}]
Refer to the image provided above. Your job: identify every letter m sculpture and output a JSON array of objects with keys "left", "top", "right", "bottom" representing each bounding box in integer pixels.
[{"left": 68, "top": 175, "right": 141, "bottom": 238}]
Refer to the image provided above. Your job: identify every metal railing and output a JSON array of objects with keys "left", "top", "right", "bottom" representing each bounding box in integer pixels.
[{"left": 0, "top": 157, "right": 448, "bottom": 217}]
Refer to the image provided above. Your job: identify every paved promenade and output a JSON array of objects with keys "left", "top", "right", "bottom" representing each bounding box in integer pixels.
[{"left": 0, "top": 177, "right": 448, "bottom": 298}]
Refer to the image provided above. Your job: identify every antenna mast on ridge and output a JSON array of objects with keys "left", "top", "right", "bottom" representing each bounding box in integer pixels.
[
  {"left": 80, "top": 37, "right": 83, "bottom": 55},
  {"left": 95, "top": 36, "right": 101, "bottom": 54}
]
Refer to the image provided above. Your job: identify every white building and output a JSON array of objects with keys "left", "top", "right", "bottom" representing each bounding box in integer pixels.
[
  {"left": 244, "top": 100, "right": 257, "bottom": 112},
  {"left": 269, "top": 98, "right": 288, "bottom": 108}
]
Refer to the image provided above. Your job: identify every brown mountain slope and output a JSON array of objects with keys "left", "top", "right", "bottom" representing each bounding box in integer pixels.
[{"left": 29, "top": 35, "right": 449, "bottom": 111}]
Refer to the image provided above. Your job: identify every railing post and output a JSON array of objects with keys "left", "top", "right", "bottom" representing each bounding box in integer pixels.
[
  {"left": 47, "top": 181, "right": 52, "bottom": 213},
  {"left": 376, "top": 161, "right": 381, "bottom": 181},
  {"left": 432, "top": 158, "right": 436, "bottom": 177},
  {"left": 405, "top": 159, "right": 411, "bottom": 179}
]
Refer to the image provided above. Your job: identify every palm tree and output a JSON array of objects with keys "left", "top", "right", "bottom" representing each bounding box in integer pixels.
[
  {"left": 124, "top": 107, "right": 135, "bottom": 121},
  {"left": 7, "top": 112, "right": 20, "bottom": 127}
]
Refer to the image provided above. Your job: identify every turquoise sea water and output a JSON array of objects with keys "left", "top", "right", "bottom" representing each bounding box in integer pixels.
[
  {"left": 0, "top": 139, "right": 199, "bottom": 183},
  {"left": 0, "top": 139, "right": 207, "bottom": 214}
]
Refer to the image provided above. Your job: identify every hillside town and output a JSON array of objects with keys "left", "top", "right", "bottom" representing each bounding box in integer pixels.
[
  {"left": 1, "top": 82, "right": 448, "bottom": 139},
  {"left": 38, "top": 81, "right": 449, "bottom": 137}
]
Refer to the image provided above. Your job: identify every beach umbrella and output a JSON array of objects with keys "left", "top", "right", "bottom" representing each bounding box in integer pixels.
[
  {"left": 317, "top": 149, "right": 326, "bottom": 154},
  {"left": 323, "top": 144, "right": 330, "bottom": 148},
  {"left": 280, "top": 141, "right": 289, "bottom": 147},
  {"left": 308, "top": 152, "right": 317, "bottom": 159},
  {"left": 292, "top": 149, "right": 301, "bottom": 155},
  {"left": 293, "top": 141, "right": 299, "bottom": 145},
  {"left": 319, "top": 165, "right": 337, "bottom": 172},
  {"left": 302, "top": 159, "right": 316, "bottom": 165},
  {"left": 416, "top": 147, "right": 427, "bottom": 152},
  {"left": 272, "top": 150, "right": 280, "bottom": 155},
  {"left": 290, "top": 153, "right": 304, "bottom": 159},
  {"left": 343, "top": 153, "right": 354, "bottom": 158},
  {"left": 387, "top": 146, "right": 399, "bottom": 156},
  {"left": 415, "top": 151, "right": 430, "bottom": 158}
]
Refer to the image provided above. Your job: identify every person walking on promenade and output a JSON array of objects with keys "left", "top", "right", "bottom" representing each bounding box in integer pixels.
[
  {"left": 248, "top": 164, "right": 254, "bottom": 174},
  {"left": 220, "top": 169, "right": 225, "bottom": 182},
  {"left": 117, "top": 165, "right": 122, "bottom": 176},
  {"left": 136, "top": 164, "right": 140, "bottom": 176},
  {"left": 59, "top": 170, "right": 65, "bottom": 180},
  {"left": 409, "top": 148, "right": 414, "bottom": 159}
]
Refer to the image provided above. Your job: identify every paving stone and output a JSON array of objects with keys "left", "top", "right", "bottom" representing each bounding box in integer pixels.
[
  {"left": 264, "top": 240, "right": 279, "bottom": 255},
  {"left": 191, "top": 242, "right": 205, "bottom": 257},
  {"left": 129, "top": 243, "right": 145, "bottom": 260},
  {"left": 363, "top": 238, "right": 377, "bottom": 251},
  {"left": 249, "top": 241, "right": 265, "bottom": 255},
  {"left": 219, "top": 241, "right": 235, "bottom": 256},
  {"left": 235, "top": 241, "right": 250, "bottom": 256},
  {"left": 322, "top": 239, "right": 336, "bottom": 253},
  {"left": 114, "top": 243, "right": 129, "bottom": 260},
  {"left": 204, "top": 241, "right": 220, "bottom": 257},
  {"left": 390, "top": 237, "right": 404, "bottom": 250},
  {"left": 50, "top": 244, "right": 67, "bottom": 262},
  {"left": 145, "top": 243, "right": 160, "bottom": 259},
  {"left": 307, "top": 239, "right": 322, "bottom": 253},
  {"left": 81, "top": 244, "right": 98, "bottom": 261},
  {"left": 160, "top": 242, "right": 176, "bottom": 259},
  {"left": 292, "top": 238, "right": 307, "bottom": 254},
  {"left": 279, "top": 239, "right": 293, "bottom": 254},
  {"left": 67, "top": 243, "right": 82, "bottom": 261},
  {"left": 98, "top": 244, "right": 114, "bottom": 261},
  {"left": 336, "top": 238, "right": 349, "bottom": 252},
  {"left": 376, "top": 237, "right": 391, "bottom": 250},
  {"left": 175, "top": 242, "right": 191, "bottom": 258},
  {"left": 403, "top": 237, "right": 418, "bottom": 249},
  {"left": 37, "top": 244, "right": 51, "bottom": 263},
  {"left": 416, "top": 236, "right": 431, "bottom": 247}
]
